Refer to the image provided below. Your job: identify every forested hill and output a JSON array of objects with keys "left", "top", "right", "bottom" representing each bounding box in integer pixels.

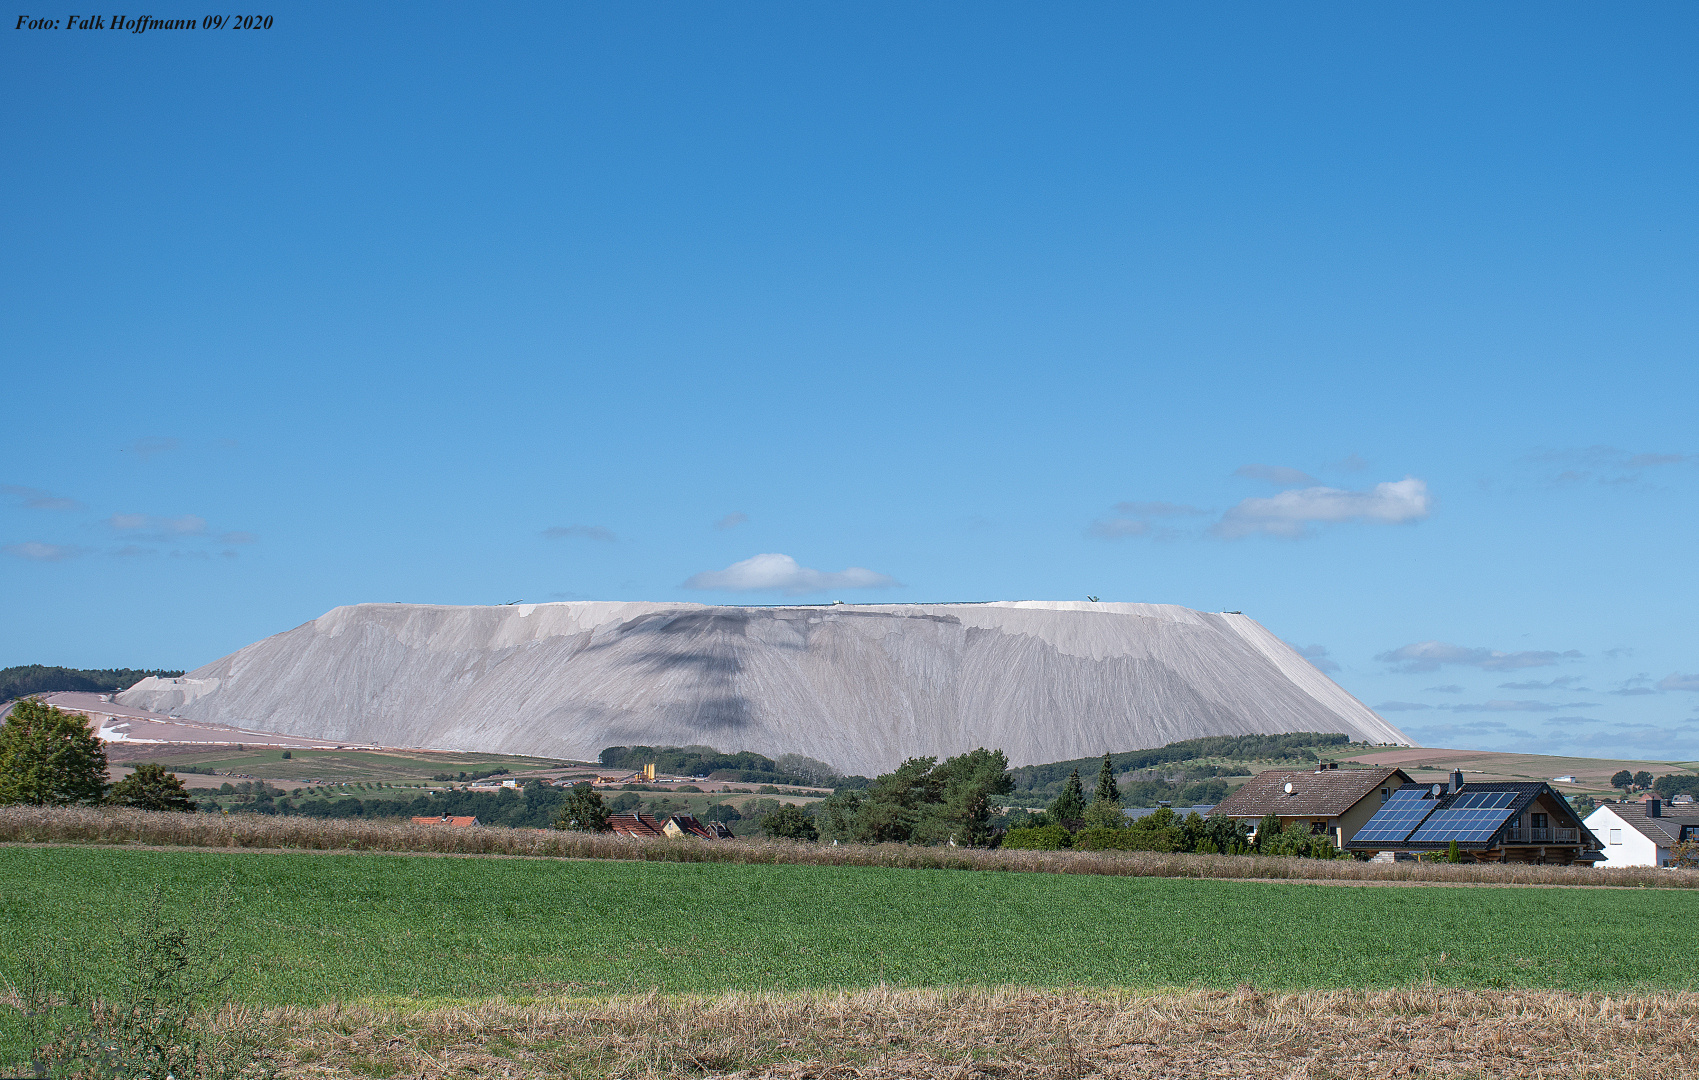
[
  {"left": 0, "top": 665, "right": 185, "bottom": 701},
  {"left": 1010, "top": 732, "right": 1354, "bottom": 791}
]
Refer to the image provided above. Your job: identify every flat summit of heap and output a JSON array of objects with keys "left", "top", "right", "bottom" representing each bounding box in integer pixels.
[{"left": 118, "top": 601, "right": 1410, "bottom": 774}]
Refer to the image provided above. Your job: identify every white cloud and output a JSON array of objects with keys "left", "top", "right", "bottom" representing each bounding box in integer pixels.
[
  {"left": 683, "top": 553, "right": 900, "bottom": 596},
  {"left": 1660, "top": 673, "right": 1699, "bottom": 692},
  {"left": 1213, "top": 478, "right": 1430, "bottom": 539},
  {"left": 714, "top": 512, "right": 748, "bottom": 531},
  {"left": 1376, "top": 640, "right": 1582, "bottom": 673},
  {"left": 542, "top": 525, "right": 616, "bottom": 542},
  {"left": 1234, "top": 464, "right": 1318, "bottom": 486},
  {"left": 1, "top": 485, "right": 83, "bottom": 511},
  {"left": 4, "top": 541, "right": 83, "bottom": 561}
]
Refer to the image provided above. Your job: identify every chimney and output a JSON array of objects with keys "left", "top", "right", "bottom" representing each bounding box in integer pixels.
[
  {"left": 1648, "top": 798, "right": 1661, "bottom": 818},
  {"left": 1450, "top": 770, "right": 1465, "bottom": 793}
]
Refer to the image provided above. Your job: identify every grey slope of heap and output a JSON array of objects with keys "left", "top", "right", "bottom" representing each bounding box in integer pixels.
[{"left": 118, "top": 601, "right": 1410, "bottom": 774}]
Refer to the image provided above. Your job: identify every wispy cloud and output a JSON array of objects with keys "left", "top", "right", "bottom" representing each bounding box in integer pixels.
[
  {"left": 1544, "top": 716, "right": 1604, "bottom": 726},
  {"left": 126, "top": 436, "right": 180, "bottom": 460},
  {"left": 684, "top": 553, "right": 900, "bottom": 596},
  {"left": 1285, "top": 642, "right": 1340, "bottom": 673},
  {"left": 1088, "top": 501, "right": 1208, "bottom": 540},
  {"left": 1660, "top": 673, "right": 1699, "bottom": 692},
  {"left": 1498, "top": 676, "right": 1586, "bottom": 691},
  {"left": 4, "top": 541, "right": 84, "bottom": 561},
  {"left": 1424, "top": 685, "right": 1465, "bottom": 693},
  {"left": 713, "top": 512, "right": 748, "bottom": 531},
  {"left": 108, "top": 513, "right": 209, "bottom": 540},
  {"left": 1375, "top": 701, "right": 1432, "bottom": 712},
  {"left": 1, "top": 485, "right": 83, "bottom": 511},
  {"left": 1376, "top": 640, "right": 1582, "bottom": 674},
  {"left": 1448, "top": 699, "right": 1581, "bottom": 713},
  {"left": 542, "top": 525, "right": 616, "bottom": 542},
  {"left": 1213, "top": 478, "right": 1430, "bottom": 539},
  {"left": 1234, "top": 464, "right": 1318, "bottom": 486},
  {"left": 1528, "top": 445, "right": 1695, "bottom": 487}
]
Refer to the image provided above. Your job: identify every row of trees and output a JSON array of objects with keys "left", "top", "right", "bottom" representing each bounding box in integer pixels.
[
  {"left": 998, "top": 754, "right": 1344, "bottom": 858},
  {"left": 0, "top": 699, "right": 196, "bottom": 811},
  {"left": 551, "top": 749, "right": 1015, "bottom": 845}
]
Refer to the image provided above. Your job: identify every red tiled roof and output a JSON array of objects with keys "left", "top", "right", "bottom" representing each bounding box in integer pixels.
[
  {"left": 607, "top": 813, "right": 667, "bottom": 838},
  {"left": 1212, "top": 767, "right": 1412, "bottom": 819}
]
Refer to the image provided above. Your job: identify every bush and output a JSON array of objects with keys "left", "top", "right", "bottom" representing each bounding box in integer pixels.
[
  {"left": 1075, "top": 826, "right": 1140, "bottom": 851},
  {"left": 1001, "top": 823, "right": 1073, "bottom": 850},
  {"left": 108, "top": 763, "right": 197, "bottom": 813},
  {"left": 760, "top": 803, "right": 818, "bottom": 841}
]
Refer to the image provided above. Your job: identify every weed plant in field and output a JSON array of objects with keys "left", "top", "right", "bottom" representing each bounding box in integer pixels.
[{"left": 0, "top": 885, "right": 273, "bottom": 1080}]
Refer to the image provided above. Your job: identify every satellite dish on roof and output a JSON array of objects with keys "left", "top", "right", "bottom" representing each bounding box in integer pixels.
[
  {"left": 1431, "top": 784, "right": 1443, "bottom": 797},
  {"left": 1283, "top": 782, "right": 1294, "bottom": 794}
]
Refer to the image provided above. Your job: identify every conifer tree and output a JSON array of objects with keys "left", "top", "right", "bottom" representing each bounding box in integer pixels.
[
  {"left": 1049, "top": 768, "right": 1086, "bottom": 826},
  {"left": 1094, "top": 753, "right": 1120, "bottom": 806},
  {"left": 0, "top": 698, "right": 109, "bottom": 806}
]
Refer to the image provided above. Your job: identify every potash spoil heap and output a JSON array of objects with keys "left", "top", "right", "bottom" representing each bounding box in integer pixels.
[{"left": 118, "top": 601, "right": 1409, "bottom": 775}]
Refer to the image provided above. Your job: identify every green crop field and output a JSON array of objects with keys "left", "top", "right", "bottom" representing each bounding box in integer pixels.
[{"left": 2, "top": 846, "right": 1695, "bottom": 1006}]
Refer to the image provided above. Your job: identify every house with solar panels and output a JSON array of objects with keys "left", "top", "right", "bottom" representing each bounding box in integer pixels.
[
  {"left": 1209, "top": 763, "right": 1416, "bottom": 849},
  {"left": 1346, "top": 770, "right": 1602, "bottom": 864}
]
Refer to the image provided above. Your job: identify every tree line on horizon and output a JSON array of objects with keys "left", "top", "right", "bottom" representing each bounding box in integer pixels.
[{"left": 0, "top": 665, "right": 184, "bottom": 702}]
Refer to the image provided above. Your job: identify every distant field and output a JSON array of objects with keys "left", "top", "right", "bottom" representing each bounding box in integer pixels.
[
  {"left": 2, "top": 846, "right": 1695, "bottom": 1006},
  {"left": 105, "top": 746, "right": 583, "bottom": 786},
  {"left": 1343, "top": 745, "right": 1699, "bottom": 796}
]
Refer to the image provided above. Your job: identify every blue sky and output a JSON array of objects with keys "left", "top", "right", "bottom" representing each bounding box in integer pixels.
[{"left": 3, "top": 3, "right": 1696, "bottom": 759}]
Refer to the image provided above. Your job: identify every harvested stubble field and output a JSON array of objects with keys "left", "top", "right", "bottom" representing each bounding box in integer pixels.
[
  {"left": 257, "top": 985, "right": 1699, "bottom": 1079},
  {"left": 4, "top": 805, "right": 1693, "bottom": 888}
]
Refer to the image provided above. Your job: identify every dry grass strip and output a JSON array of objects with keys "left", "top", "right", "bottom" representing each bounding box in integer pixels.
[
  {"left": 4, "top": 805, "right": 1693, "bottom": 889},
  {"left": 260, "top": 986, "right": 1699, "bottom": 1079}
]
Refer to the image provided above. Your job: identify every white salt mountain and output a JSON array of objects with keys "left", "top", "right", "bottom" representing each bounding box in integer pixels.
[{"left": 118, "top": 601, "right": 1410, "bottom": 775}]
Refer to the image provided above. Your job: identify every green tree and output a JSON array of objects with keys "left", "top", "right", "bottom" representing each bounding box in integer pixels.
[
  {"left": 1447, "top": 839, "right": 1462, "bottom": 863},
  {"left": 760, "top": 802, "right": 818, "bottom": 841},
  {"left": 1094, "top": 753, "right": 1120, "bottom": 805},
  {"left": 108, "top": 763, "right": 197, "bottom": 812},
  {"left": 1611, "top": 770, "right": 1633, "bottom": 791},
  {"left": 1049, "top": 768, "right": 1086, "bottom": 827},
  {"left": 1634, "top": 770, "right": 1654, "bottom": 790},
  {"left": 1253, "top": 811, "right": 1282, "bottom": 852},
  {"left": 920, "top": 747, "right": 1015, "bottom": 846},
  {"left": 552, "top": 782, "right": 609, "bottom": 831},
  {"left": 0, "top": 698, "right": 109, "bottom": 806}
]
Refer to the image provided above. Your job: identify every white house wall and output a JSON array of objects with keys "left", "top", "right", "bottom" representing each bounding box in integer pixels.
[{"left": 1583, "top": 806, "right": 1668, "bottom": 868}]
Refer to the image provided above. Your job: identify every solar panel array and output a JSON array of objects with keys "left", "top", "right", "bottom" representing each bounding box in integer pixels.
[
  {"left": 1448, "top": 791, "right": 1518, "bottom": 810},
  {"left": 1352, "top": 788, "right": 1436, "bottom": 846},
  {"left": 1408, "top": 805, "right": 1519, "bottom": 844}
]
